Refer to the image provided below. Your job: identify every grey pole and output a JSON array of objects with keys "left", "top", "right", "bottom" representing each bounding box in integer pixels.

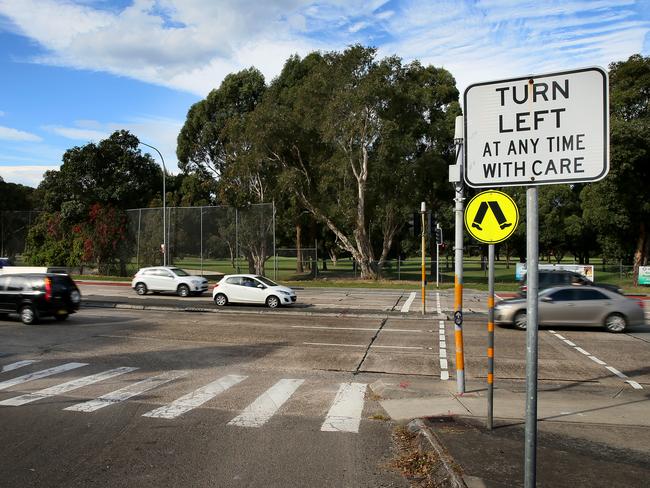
[
  {"left": 136, "top": 209, "right": 142, "bottom": 270},
  {"left": 235, "top": 209, "right": 239, "bottom": 273},
  {"left": 453, "top": 115, "right": 466, "bottom": 394},
  {"left": 524, "top": 186, "right": 539, "bottom": 488},
  {"left": 272, "top": 201, "right": 277, "bottom": 280},
  {"left": 200, "top": 207, "right": 204, "bottom": 276},
  {"left": 487, "top": 243, "right": 495, "bottom": 430},
  {"left": 138, "top": 141, "right": 166, "bottom": 267}
]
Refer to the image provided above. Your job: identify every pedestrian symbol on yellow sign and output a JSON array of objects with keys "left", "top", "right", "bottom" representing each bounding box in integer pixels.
[{"left": 464, "top": 190, "right": 519, "bottom": 244}]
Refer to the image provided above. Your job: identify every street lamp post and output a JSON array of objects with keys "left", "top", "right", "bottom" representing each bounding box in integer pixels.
[{"left": 138, "top": 141, "right": 167, "bottom": 267}]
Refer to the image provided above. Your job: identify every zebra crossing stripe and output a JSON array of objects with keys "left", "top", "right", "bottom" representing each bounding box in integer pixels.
[
  {"left": 64, "top": 371, "right": 186, "bottom": 413},
  {"left": 228, "top": 379, "right": 304, "bottom": 428},
  {"left": 1, "top": 360, "right": 40, "bottom": 373},
  {"left": 143, "top": 374, "right": 247, "bottom": 419},
  {"left": 0, "top": 362, "right": 88, "bottom": 391},
  {"left": 321, "top": 382, "right": 367, "bottom": 433},
  {"left": 401, "top": 292, "right": 416, "bottom": 313},
  {"left": 0, "top": 367, "right": 138, "bottom": 406}
]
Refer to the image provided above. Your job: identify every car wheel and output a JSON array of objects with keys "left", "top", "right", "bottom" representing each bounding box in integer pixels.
[
  {"left": 54, "top": 313, "right": 69, "bottom": 322},
  {"left": 266, "top": 295, "right": 280, "bottom": 309},
  {"left": 20, "top": 306, "right": 38, "bottom": 325},
  {"left": 604, "top": 313, "right": 627, "bottom": 333},
  {"left": 135, "top": 283, "right": 148, "bottom": 295},
  {"left": 177, "top": 284, "right": 190, "bottom": 297},
  {"left": 214, "top": 293, "right": 228, "bottom": 307},
  {"left": 513, "top": 310, "right": 527, "bottom": 330}
]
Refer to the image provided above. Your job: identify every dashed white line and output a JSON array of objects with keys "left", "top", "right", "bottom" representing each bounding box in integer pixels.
[
  {"left": 436, "top": 292, "right": 442, "bottom": 314},
  {"left": 229, "top": 378, "right": 304, "bottom": 428},
  {"left": 548, "top": 332, "right": 643, "bottom": 390},
  {"left": 589, "top": 356, "right": 607, "bottom": 365},
  {"left": 321, "top": 382, "right": 367, "bottom": 433},
  {"left": 401, "top": 292, "right": 416, "bottom": 313},
  {"left": 438, "top": 320, "right": 449, "bottom": 381}
]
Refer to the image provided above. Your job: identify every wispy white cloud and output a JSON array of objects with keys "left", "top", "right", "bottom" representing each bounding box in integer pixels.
[
  {"left": 0, "top": 165, "right": 57, "bottom": 187},
  {"left": 42, "top": 116, "right": 184, "bottom": 173},
  {"left": 0, "top": 125, "right": 42, "bottom": 142}
]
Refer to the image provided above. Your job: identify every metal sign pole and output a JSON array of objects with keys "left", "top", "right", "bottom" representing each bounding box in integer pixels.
[
  {"left": 453, "top": 116, "right": 466, "bottom": 394},
  {"left": 524, "top": 186, "right": 539, "bottom": 488},
  {"left": 421, "top": 202, "right": 426, "bottom": 315},
  {"left": 487, "top": 243, "right": 495, "bottom": 430}
]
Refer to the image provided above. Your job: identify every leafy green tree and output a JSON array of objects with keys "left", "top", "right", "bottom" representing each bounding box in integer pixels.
[
  {"left": 253, "top": 46, "right": 459, "bottom": 279},
  {"left": 39, "top": 130, "right": 162, "bottom": 212},
  {"left": 582, "top": 54, "right": 650, "bottom": 282}
]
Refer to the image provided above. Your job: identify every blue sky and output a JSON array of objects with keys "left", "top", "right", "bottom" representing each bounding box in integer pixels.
[{"left": 0, "top": 0, "right": 648, "bottom": 188}]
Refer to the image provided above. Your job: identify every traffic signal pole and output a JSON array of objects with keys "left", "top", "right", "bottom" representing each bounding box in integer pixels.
[{"left": 453, "top": 115, "right": 466, "bottom": 394}]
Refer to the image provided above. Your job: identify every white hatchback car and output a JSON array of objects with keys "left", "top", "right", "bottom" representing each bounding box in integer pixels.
[
  {"left": 131, "top": 267, "right": 209, "bottom": 297},
  {"left": 212, "top": 274, "right": 297, "bottom": 308}
]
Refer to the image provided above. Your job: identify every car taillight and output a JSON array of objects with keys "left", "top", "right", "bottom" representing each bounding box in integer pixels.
[
  {"left": 638, "top": 300, "right": 645, "bottom": 309},
  {"left": 213, "top": 283, "right": 219, "bottom": 289},
  {"left": 44, "top": 278, "right": 52, "bottom": 301}
]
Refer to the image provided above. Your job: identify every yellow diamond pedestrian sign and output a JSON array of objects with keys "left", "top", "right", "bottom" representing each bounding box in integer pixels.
[{"left": 464, "top": 190, "right": 519, "bottom": 244}]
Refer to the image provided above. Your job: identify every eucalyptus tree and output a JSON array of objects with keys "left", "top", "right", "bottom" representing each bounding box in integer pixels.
[{"left": 252, "top": 46, "right": 459, "bottom": 279}]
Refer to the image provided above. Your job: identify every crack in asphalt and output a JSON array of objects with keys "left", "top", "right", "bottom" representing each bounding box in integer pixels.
[{"left": 353, "top": 317, "right": 389, "bottom": 376}]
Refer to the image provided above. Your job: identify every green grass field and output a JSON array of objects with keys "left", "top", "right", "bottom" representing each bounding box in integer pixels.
[{"left": 69, "top": 255, "right": 646, "bottom": 294}]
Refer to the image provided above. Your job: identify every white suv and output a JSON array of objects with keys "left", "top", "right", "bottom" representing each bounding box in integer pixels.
[
  {"left": 212, "top": 274, "right": 297, "bottom": 308},
  {"left": 131, "top": 267, "right": 209, "bottom": 297}
]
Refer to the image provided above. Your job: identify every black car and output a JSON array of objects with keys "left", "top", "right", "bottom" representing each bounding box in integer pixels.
[
  {"left": 0, "top": 273, "right": 81, "bottom": 324},
  {"left": 519, "top": 269, "right": 622, "bottom": 296}
]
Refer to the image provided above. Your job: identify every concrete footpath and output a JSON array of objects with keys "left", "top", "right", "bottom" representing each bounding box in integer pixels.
[{"left": 372, "top": 379, "right": 650, "bottom": 487}]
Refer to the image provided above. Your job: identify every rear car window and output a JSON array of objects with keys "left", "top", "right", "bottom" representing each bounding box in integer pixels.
[
  {"left": 225, "top": 277, "right": 241, "bottom": 285},
  {"left": 51, "top": 275, "right": 76, "bottom": 292}
]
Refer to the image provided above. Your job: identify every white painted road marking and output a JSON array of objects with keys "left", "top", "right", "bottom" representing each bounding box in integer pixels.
[
  {"left": 626, "top": 380, "right": 643, "bottom": 390},
  {"left": 439, "top": 320, "right": 449, "bottom": 381},
  {"left": 436, "top": 293, "right": 442, "bottom": 314},
  {"left": 292, "top": 325, "right": 424, "bottom": 333},
  {"left": 1, "top": 360, "right": 39, "bottom": 373},
  {"left": 0, "top": 362, "right": 88, "bottom": 391},
  {"left": 143, "top": 374, "right": 247, "bottom": 419},
  {"left": 303, "top": 342, "right": 424, "bottom": 350},
  {"left": 0, "top": 367, "right": 138, "bottom": 406},
  {"left": 401, "top": 292, "right": 416, "bottom": 313},
  {"left": 321, "top": 382, "right": 367, "bottom": 433},
  {"left": 589, "top": 356, "right": 607, "bottom": 365},
  {"left": 229, "top": 379, "right": 304, "bottom": 428},
  {"left": 548, "top": 331, "right": 643, "bottom": 389},
  {"left": 64, "top": 371, "right": 185, "bottom": 412}
]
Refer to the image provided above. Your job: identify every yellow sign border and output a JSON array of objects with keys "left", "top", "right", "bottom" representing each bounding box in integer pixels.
[{"left": 464, "top": 190, "right": 519, "bottom": 244}]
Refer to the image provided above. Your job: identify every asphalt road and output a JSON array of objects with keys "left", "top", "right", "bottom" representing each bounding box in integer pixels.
[{"left": 1, "top": 287, "right": 649, "bottom": 487}]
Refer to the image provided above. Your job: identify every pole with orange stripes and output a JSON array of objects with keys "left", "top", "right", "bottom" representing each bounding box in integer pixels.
[
  {"left": 487, "top": 244, "right": 495, "bottom": 430},
  {"left": 453, "top": 116, "right": 466, "bottom": 394}
]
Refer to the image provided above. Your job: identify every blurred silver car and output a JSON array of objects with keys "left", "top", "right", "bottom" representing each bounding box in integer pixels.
[{"left": 495, "top": 286, "right": 645, "bottom": 333}]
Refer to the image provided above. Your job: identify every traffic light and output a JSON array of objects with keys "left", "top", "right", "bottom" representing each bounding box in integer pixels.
[
  {"left": 435, "top": 227, "right": 443, "bottom": 245},
  {"left": 408, "top": 212, "right": 421, "bottom": 238}
]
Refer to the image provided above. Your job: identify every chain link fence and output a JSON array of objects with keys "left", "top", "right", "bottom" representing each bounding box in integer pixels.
[
  {"left": 0, "top": 211, "right": 42, "bottom": 262},
  {"left": 125, "top": 203, "right": 275, "bottom": 278}
]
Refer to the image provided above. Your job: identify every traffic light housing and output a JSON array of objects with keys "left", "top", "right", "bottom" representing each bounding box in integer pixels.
[
  {"left": 408, "top": 212, "right": 422, "bottom": 238},
  {"left": 435, "top": 227, "right": 443, "bottom": 245}
]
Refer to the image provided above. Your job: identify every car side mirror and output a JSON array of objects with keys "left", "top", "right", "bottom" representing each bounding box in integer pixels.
[
  {"left": 257, "top": 284, "right": 265, "bottom": 289},
  {"left": 541, "top": 296, "right": 553, "bottom": 302}
]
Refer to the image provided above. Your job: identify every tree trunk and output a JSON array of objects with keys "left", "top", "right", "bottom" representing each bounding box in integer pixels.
[
  {"left": 296, "top": 224, "right": 303, "bottom": 273},
  {"left": 633, "top": 221, "right": 648, "bottom": 286}
]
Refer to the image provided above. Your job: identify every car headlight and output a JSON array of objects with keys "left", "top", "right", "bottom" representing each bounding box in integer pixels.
[{"left": 280, "top": 290, "right": 291, "bottom": 296}]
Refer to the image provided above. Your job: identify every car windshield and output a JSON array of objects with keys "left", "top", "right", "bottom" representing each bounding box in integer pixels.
[
  {"left": 170, "top": 268, "right": 189, "bottom": 276},
  {"left": 255, "top": 276, "right": 278, "bottom": 287}
]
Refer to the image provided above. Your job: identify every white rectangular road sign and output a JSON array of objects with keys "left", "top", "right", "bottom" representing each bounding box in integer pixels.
[{"left": 464, "top": 67, "right": 608, "bottom": 187}]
